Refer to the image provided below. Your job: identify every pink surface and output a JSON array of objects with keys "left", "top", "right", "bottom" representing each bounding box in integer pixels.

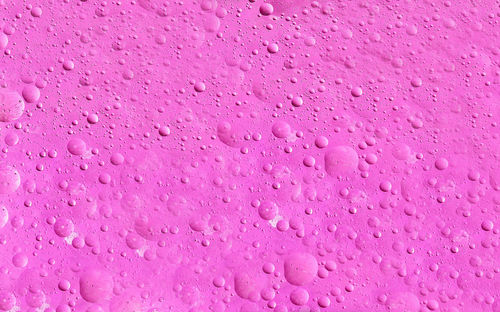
[{"left": 0, "top": 0, "right": 499, "bottom": 311}]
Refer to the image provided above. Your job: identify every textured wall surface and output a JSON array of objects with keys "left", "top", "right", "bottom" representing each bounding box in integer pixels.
[{"left": 0, "top": 0, "right": 499, "bottom": 311}]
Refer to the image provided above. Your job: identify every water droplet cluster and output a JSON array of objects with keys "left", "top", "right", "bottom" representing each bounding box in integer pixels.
[{"left": 0, "top": 0, "right": 499, "bottom": 311}]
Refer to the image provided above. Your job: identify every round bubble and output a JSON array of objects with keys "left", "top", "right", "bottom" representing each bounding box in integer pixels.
[
  {"left": 0, "top": 89, "right": 25, "bottom": 122},
  {"left": 386, "top": 292, "right": 420, "bottom": 312},
  {"left": 54, "top": 217, "right": 74, "bottom": 237},
  {"left": 0, "top": 165, "right": 20, "bottom": 194},
  {"left": 324, "top": 146, "right": 358, "bottom": 176},
  {"left": 67, "top": 138, "right": 87, "bottom": 156},
  {"left": 284, "top": 253, "right": 318, "bottom": 286},
  {"left": 234, "top": 272, "right": 259, "bottom": 300},
  {"left": 22, "top": 85, "right": 40, "bottom": 103},
  {"left": 0, "top": 291, "right": 15, "bottom": 311},
  {"left": 258, "top": 200, "right": 278, "bottom": 220},
  {"left": 79, "top": 269, "right": 113, "bottom": 303},
  {"left": 290, "top": 288, "right": 309, "bottom": 306},
  {"left": 272, "top": 121, "right": 291, "bottom": 138}
]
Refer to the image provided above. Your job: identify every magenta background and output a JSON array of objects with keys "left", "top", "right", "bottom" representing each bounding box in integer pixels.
[{"left": 0, "top": 0, "right": 499, "bottom": 311}]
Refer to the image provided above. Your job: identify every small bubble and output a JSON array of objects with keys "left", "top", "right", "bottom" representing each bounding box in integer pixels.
[
  {"left": 67, "top": 138, "right": 86, "bottom": 156},
  {"left": 259, "top": 3, "right": 274, "bottom": 16},
  {"left": 351, "top": 87, "right": 363, "bottom": 97},
  {"left": 21, "top": 85, "right": 40, "bottom": 103}
]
